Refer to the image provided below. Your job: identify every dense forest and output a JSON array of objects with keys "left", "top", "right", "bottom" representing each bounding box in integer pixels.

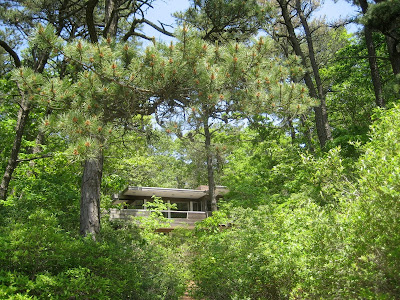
[{"left": 0, "top": 0, "right": 399, "bottom": 299}]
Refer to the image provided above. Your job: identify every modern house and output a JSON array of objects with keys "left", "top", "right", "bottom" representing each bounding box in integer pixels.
[{"left": 110, "top": 185, "right": 228, "bottom": 230}]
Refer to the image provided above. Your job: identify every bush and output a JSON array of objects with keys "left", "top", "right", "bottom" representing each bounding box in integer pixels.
[
  {"left": 346, "top": 106, "right": 400, "bottom": 298},
  {"left": 189, "top": 106, "right": 400, "bottom": 299},
  {"left": 0, "top": 209, "right": 187, "bottom": 299}
]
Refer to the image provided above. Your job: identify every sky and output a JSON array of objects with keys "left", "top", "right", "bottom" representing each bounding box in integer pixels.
[{"left": 141, "top": 0, "right": 361, "bottom": 43}]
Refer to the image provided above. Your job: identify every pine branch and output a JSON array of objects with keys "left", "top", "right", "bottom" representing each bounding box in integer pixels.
[
  {"left": 0, "top": 39, "right": 21, "bottom": 68},
  {"left": 40, "top": 38, "right": 154, "bottom": 94},
  {"left": 123, "top": 18, "right": 174, "bottom": 41},
  {"left": 16, "top": 153, "right": 53, "bottom": 163}
]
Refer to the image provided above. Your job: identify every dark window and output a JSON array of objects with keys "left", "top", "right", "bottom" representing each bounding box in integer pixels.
[
  {"left": 129, "top": 200, "right": 144, "bottom": 209},
  {"left": 172, "top": 201, "right": 189, "bottom": 211},
  {"left": 192, "top": 202, "right": 201, "bottom": 211}
]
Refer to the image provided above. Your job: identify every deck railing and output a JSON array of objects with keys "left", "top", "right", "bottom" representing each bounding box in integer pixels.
[{"left": 109, "top": 209, "right": 208, "bottom": 227}]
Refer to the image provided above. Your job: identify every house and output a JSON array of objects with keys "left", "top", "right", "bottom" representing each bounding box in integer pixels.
[{"left": 109, "top": 185, "right": 228, "bottom": 231}]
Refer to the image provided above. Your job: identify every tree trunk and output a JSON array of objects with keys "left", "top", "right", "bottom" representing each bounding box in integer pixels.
[
  {"left": 104, "top": 0, "right": 119, "bottom": 38},
  {"left": 278, "top": 0, "right": 332, "bottom": 148},
  {"left": 204, "top": 118, "right": 217, "bottom": 212},
  {"left": 0, "top": 44, "right": 48, "bottom": 200},
  {"left": 80, "top": 153, "right": 103, "bottom": 238},
  {"left": 0, "top": 42, "right": 24, "bottom": 200},
  {"left": 86, "top": 0, "right": 99, "bottom": 43},
  {"left": 295, "top": 0, "right": 332, "bottom": 147},
  {"left": 79, "top": 0, "right": 119, "bottom": 238},
  {"left": 385, "top": 36, "right": 400, "bottom": 75},
  {"left": 79, "top": 1, "right": 119, "bottom": 237},
  {"left": 366, "top": 27, "right": 385, "bottom": 107},
  {"left": 373, "top": 0, "right": 400, "bottom": 76},
  {"left": 288, "top": 118, "right": 296, "bottom": 142},
  {"left": 300, "top": 114, "right": 315, "bottom": 153},
  {"left": 359, "top": 0, "right": 385, "bottom": 107},
  {"left": 0, "top": 88, "right": 30, "bottom": 200}
]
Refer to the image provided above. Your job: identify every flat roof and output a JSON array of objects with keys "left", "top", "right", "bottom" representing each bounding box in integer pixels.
[{"left": 121, "top": 186, "right": 208, "bottom": 199}]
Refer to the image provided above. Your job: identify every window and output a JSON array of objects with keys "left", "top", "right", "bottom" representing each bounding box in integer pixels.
[
  {"left": 172, "top": 201, "right": 189, "bottom": 211},
  {"left": 129, "top": 199, "right": 144, "bottom": 209},
  {"left": 192, "top": 202, "right": 201, "bottom": 211}
]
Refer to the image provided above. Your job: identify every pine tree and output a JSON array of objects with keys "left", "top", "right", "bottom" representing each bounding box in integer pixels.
[
  {"left": 262, "top": 0, "right": 341, "bottom": 149},
  {"left": 12, "top": 18, "right": 313, "bottom": 232},
  {"left": 176, "top": 0, "right": 266, "bottom": 42},
  {"left": 156, "top": 28, "right": 314, "bottom": 211},
  {"left": 0, "top": 0, "right": 177, "bottom": 236}
]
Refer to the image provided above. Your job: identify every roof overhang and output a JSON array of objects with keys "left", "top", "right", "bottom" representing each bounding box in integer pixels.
[
  {"left": 113, "top": 186, "right": 229, "bottom": 204},
  {"left": 121, "top": 186, "right": 207, "bottom": 199}
]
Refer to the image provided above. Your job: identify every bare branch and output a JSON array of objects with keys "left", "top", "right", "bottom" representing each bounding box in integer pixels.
[{"left": 141, "top": 18, "right": 174, "bottom": 37}]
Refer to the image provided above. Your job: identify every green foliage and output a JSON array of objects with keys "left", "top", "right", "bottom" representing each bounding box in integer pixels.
[
  {"left": 321, "top": 33, "right": 396, "bottom": 156},
  {"left": 362, "top": 0, "right": 400, "bottom": 37},
  {"left": 156, "top": 28, "right": 312, "bottom": 131},
  {"left": 102, "top": 125, "right": 192, "bottom": 191},
  {"left": 189, "top": 106, "right": 400, "bottom": 299},
  {"left": 0, "top": 211, "right": 187, "bottom": 299},
  {"left": 222, "top": 130, "right": 299, "bottom": 206},
  {"left": 0, "top": 78, "right": 18, "bottom": 169},
  {"left": 2, "top": 2, "right": 400, "bottom": 299},
  {"left": 189, "top": 202, "right": 349, "bottom": 299},
  {"left": 176, "top": 0, "right": 268, "bottom": 42},
  {"left": 137, "top": 196, "right": 177, "bottom": 232},
  {"left": 222, "top": 128, "right": 354, "bottom": 207},
  {"left": 0, "top": 149, "right": 187, "bottom": 299},
  {"left": 0, "top": 76, "right": 47, "bottom": 171},
  {"left": 347, "top": 105, "right": 400, "bottom": 297},
  {"left": 2, "top": 154, "right": 80, "bottom": 230}
]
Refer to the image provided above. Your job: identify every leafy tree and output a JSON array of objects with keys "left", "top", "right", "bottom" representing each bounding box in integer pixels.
[
  {"left": 101, "top": 118, "right": 191, "bottom": 193},
  {"left": 0, "top": 0, "right": 87, "bottom": 200},
  {"left": 0, "top": 45, "right": 34, "bottom": 201},
  {"left": 16, "top": 22, "right": 186, "bottom": 236},
  {"left": 170, "top": 127, "right": 239, "bottom": 190},
  {"left": 321, "top": 33, "right": 396, "bottom": 156}
]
